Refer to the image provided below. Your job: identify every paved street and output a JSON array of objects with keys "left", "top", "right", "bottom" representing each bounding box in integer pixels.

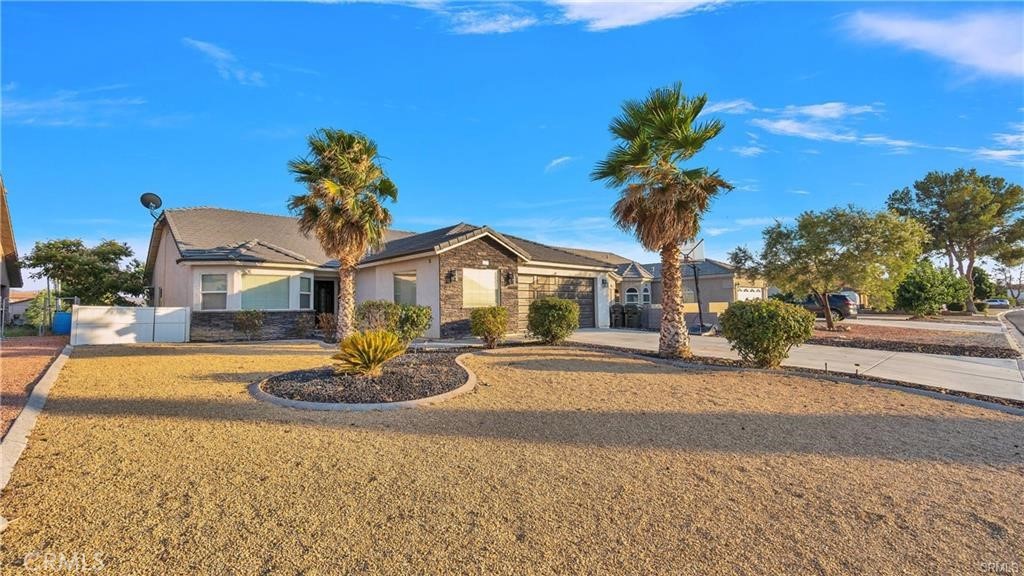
[{"left": 568, "top": 329, "right": 1024, "bottom": 402}]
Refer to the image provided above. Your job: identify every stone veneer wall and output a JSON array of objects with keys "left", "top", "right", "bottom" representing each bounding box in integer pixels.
[
  {"left": 438, "top": 237, "right": 520, "bottom": 338},
  {"left": 190, "top": 310, "right": 315, "bottom": 342}
]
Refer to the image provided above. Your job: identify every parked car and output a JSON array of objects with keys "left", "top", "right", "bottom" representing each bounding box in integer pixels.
[
  {"left": 985, "top": 298, "right": 1010, "bottom": 309},
  {"left": 801, "top": 294, "right": 858, "bottom": 320}
]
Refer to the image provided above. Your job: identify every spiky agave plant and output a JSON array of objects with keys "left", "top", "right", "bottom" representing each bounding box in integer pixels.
[{"left": 332, "top": 330, "right": 407, "bottom": 377}]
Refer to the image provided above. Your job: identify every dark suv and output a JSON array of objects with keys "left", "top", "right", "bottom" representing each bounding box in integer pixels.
[{"left": 801, "top": 294, "right": 858, "bottom": 320}]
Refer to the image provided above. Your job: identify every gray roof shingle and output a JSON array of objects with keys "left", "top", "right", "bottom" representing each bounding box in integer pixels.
[{"left": 643, "top": 258, "right": 735, "bottom": 279}]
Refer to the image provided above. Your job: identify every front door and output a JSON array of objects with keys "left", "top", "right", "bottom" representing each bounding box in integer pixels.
[{"left": 314, "top": 280, "right": 335, "bottom": 325}]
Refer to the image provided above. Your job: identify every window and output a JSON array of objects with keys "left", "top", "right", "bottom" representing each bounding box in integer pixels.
[
  {"left": 683, "top": 287, "right": 696, "bottom": 302},
  {"left": 299, "top": 277, "right": 313, "bottom": 309},
  {"left": 641, "top": 285, "right": 651, "bottom": 304},
  {"left": 241, "top": 274, "right": 289, "bottom": 310},
  {"left": 200, "top": 274, "right": 228, "bottom": 310},
  {"left": 463, "top": 268, "right": 499, "bottom": 308},
  {"left": 394, "top": 273, "right": 417, "bottom": 305},
  {"left": 625, "top": 287, "right": 639, "bottom": 304}
]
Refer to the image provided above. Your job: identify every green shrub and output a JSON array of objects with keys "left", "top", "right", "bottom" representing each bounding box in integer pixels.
[
  {"left": 975, "top": 301, "right": 989, "bottom": 312},
  {"left": 946, "top": 302, "right": 965, "bottom": 312},
  {"left": 527, "top": 297, "right": 580, "bottom": 344},
  {"left": 332, "top": 330, "right": 407, "bottom": 377},
  {"left": 293, "top": 313, "right": 315, "bottom": 338},
  {"left": 355, "top": 300, "right": 432, "bottom": 343},
  {"left": 395, "top": 305, "right": 432, "bottom": 343},
  {"left": 719, "top": 299, "right": 814, "bottom": 368},
  {"left": 895, "top": 261, "right": 971, "bottom": 317},
  {"left": 470, "top": 306, "right": 510, "bottom": 349},
  {"left": 233, "top": 310, "right": 265, "bottom": 340}
]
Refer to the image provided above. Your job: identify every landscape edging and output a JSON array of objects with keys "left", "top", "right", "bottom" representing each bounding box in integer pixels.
[{"left": 249, "top": 352, "right": 478, "bottom": 411}]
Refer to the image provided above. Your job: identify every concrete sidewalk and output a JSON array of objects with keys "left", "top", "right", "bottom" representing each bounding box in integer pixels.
[{"left": 568, "top": 329, "right": 1024, "bottom": 402}]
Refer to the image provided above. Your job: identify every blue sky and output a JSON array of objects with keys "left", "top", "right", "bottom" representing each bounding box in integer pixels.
[{"left": 3, "top": 1, "right": 1023, "bottom": 289}]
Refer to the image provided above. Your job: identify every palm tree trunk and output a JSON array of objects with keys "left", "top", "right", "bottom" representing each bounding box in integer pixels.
[
  {"left": 337, "top": 266, "right": 356, "bottom": 340},
  {"left": 658, "top": 243, "right": 690, "bottom": 358}
]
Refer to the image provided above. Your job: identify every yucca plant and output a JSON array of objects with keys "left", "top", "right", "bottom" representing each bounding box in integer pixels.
[{"left": 332, "top": 330, "right": 406, "bottom": 377}]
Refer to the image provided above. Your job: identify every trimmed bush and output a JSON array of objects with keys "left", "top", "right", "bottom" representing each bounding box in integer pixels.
[
  {"left": 355, "top": 300, "right": 432, "bottom": 343},
  {"left": 527, "top": 297, "right": 580, "bottom": 344},
  {"left": 470, "top": 306, "right": 510, "bottom": 349},
  {"left": 975, "top": 301, "right": 989, "bottom": 312},
  {"left": 946, "top": 302, "right": 965, "bottom": 312},
  {"left": 719, "top": 299, "right": 814, "bottom": 368},
  {"left": 233, "top": 310, "right": 265, "bottom": 340},
  {"left": 332, "top": 330, "right": 407, "bottom": 377}
]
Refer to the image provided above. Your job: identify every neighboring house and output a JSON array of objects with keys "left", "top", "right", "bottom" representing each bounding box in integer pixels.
[
  {"left": 6, "top": 290, "right": 38, "bottom": 326},
  {"left": 555, "top": 248, "right": 654, "bottom": 305},
  {"left": 1, "top": 175, "right": 25, "bottom": 327},
  {"left": 145, "top": 208, "right": 615, "bottom": 340},
  {"left": 644, "top": 258, "right": 768, "bottom": 315}
]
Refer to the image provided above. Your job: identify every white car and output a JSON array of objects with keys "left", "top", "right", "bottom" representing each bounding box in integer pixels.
[{"left": 985, "top": 299, "right": 1010, "bottom": 308}]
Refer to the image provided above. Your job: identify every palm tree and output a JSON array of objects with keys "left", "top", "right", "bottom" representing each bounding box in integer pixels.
[
  {"left": 288, "top": 128, "right": 398, "bottom": 341},
  {"left": 593, "top": 83, "right": 732, "bottom": 358}
]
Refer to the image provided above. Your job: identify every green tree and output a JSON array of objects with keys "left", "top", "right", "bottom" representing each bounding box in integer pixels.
[
  {"left": 592, "top": 83, "right": 732, "bottom": 358},
  {"left": 729, "top": 207, "right": 927, "bottom": 330},
  {"left": 288, "top": 129, "right": 398, "bottom": 340},
  {"left": 887, "top": 168, "right": 1024, "bottom": 312},
  {"left": 972, "top": 267, "right": 996, "bottom": 301},
  {"left": 21, "top": 239, "right": 144, "bottom": 305},
  {"left": 895, "top": 260, "right": 971, "bottom": 317}
]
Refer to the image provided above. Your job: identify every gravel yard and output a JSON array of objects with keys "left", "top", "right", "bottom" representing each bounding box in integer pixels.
[
  {"left": 810, "top": 323, "right": 1017, "bottom": 358},
  {"left": 0, "top": 336, "right": 67, "bottom": 438},
  {"left": 0, "top": 342, "right": 1021, "bottom": 574}
]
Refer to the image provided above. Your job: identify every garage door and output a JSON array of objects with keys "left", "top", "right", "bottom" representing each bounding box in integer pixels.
[{"left": 518, "top": 275, "right": 596, "bottom": 330}]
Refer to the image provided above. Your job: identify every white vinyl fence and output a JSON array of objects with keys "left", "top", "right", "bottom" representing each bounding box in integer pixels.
[{"left": 71, "top": 306, "right": 190, "bottom": 345}]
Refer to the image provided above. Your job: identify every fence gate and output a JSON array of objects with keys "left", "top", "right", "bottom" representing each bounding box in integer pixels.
[{"left": 71, "top": 306, "right": 190, "bottom": 345}]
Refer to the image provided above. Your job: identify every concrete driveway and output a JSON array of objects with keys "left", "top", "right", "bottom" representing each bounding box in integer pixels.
[{"left": 568, "top": 329, "right": 1024, "bottom": 402}]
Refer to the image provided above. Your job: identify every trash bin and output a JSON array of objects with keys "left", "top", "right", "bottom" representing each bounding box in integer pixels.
[
  {"left": 641, "top": 304, "right": 662, "bottom": 331},
  {"left": 610, "top": 303, "right": 624, "bottom": 328},
  {"left": 624, "top": 304, "right": 641, "bottom": 329},
  {"left": 52, "top": 311, "right": 72, "bottom": 335}
]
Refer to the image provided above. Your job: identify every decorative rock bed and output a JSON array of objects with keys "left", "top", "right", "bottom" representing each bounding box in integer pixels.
[{"left": 252, "top": 350, "right": 476, "bottom": 411}]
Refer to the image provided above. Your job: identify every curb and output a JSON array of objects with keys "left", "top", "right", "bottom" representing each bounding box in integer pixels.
[
  {"left": 249, "top": 352, "right": 478, "bottom": 411},
  {"left": 0, "top": 345, "right": 73, "bottom": 495},
  {"left": 996, "top": 311, "right": 1024, "bottom": 357}
]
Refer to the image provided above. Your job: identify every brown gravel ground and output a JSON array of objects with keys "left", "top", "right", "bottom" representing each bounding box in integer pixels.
[
  {"left": 0, "top": 336, "right": 68, "bottom": 438},
  {"left": 810, "top": 323, "right": 1018, "bottom": 358},
  {"left": 0, "top": 343, "right": 1022, "bottom": 575}
]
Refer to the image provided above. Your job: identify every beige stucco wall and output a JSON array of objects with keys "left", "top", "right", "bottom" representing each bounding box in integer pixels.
[
  {"left": 152, "top": 228, "right": 191, "bottom": 307},
  {"left": 355, "top": 255, "right": 442, "bottom": 338}
]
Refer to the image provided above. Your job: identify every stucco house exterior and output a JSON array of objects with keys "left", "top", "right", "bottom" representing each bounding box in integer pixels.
[
  {"left": 144, "top": 208, "right": 614, "bottom": 340},
  {"left": 1, "top": 175, "right": 25, "bottom": 327},
  {"left": 644, "top": 259, "right": 768, "bottom": 315}
]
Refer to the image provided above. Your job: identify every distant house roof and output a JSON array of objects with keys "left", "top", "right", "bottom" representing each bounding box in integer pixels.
[
  {"left": 0, "top": 175, "right": 23, "bottom": 289},
  {"left": 145, "top": 207, "right": 415, "bottom": 278},
  {"left": 643, "top": 258, "right": 735, "bottom": 279},
  {"left": 615, "top": 261, "right": 653, "bottom": 279},
  {"left": 7, "top": 290, "right": 38, "bottom": 304},
  {"left": 360, "top": 223, "right": 613, "bottom": 269}
]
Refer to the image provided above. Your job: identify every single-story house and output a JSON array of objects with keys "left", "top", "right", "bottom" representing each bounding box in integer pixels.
[
  {"left": 644, "top": 258, "right": 768, "bottom": 314},
  {"left": 1, "top": 176, "right": 25, "bottom": 327},
  {"left": 5, "top": 290, "right": 38, "bottom": 326},
  {"left": 144, "top": 208, "right": 615, "bottom": 340}
]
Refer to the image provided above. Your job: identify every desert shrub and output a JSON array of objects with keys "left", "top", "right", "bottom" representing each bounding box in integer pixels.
[
  {"left": 527, "top": 297, "right": 579, "bottom": 344},
  {"left": 768, "top": 292, "right": 799, "bottom": 304},
  {"left": 332, "top": 330, "right": 407, "bottom": 377},
  {"left": 719, "top": 299, "right": 814, "bottom": 368},
  {"left": 356, "top": 300, "right": 401, "bottom": 331},
  {"left": 395, "top": 305, "right": 432, "bottom": 343},
  {"left": 233, "top": 310, "right": 265, "bottom": 340},
  {"left": 317, "top": 312, "right": 338, "bottom": 340},
  {"left": 975, "top": 301, "right": 989, "bottom": 312},
  {"left": 946, "top": 302, "right": 965, "bottom": 312},
  {"left": 355, "top": 300, "right": 432, "bottom": 343},
  {"left": 895, "top": 261, "right": 971, "bottom": 317},
  {"left": 293, "top": 313, "right": 315, "bottom": 338},
  {"left": 470, "top": 306, "right": 510, "bottom": 349}
]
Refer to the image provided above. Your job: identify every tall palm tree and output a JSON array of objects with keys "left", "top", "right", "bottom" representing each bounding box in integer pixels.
[
  {"left": 593, "top": 83, "right": 732, "bottom": 358},
  {"left": 288, "top": 128, "right": 397, "bottom": 340}
]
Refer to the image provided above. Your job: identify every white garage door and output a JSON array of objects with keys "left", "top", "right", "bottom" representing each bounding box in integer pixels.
[
  {"left": 71, "top": 306, "right": 190, "bottom": 345},
  {"left": 736, "top": 287, "right": 763, "bottom": 301}
]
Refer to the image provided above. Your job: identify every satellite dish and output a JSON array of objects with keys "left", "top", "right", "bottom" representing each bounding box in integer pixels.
[{"left": 140, "top": 192, "right": 163, "bottom": 211}]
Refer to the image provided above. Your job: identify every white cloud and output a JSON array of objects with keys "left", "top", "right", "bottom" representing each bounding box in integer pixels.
[
  {"left": 182, "top": 38, "right": 265, "bottom": 86},
  {"left": 2, "top": 85, "right": 145, "bottom": 127},
  {"left": 751, "top": 118, "right": 857, "bottom": 143},
  {"left": 544, "top": 155, "right": 575, "bottom": 172},
  {"left": 731, "top": 145, "right": 765, "bottom": 157},
  {"left": 735, "top": 216, "right": 789, "bottom": 227},
  {"left": 704, "top": 98, "right": 756, "bottom": 115},
  {"left": 846, "top": 10, "right": 1024, "bottom": 78},
  {"left": 450, "top": 10, "right": 538, "bottom": 34},
  {"left": 790, "top": 189, "right": 811, "bottom": 195},
  {"left": 2, "top": 81, "right": 17, "bottom": 92},
  {"left": 705, "top": 227, "right": 738, "bottom": 237},
  {"left": 780, "top": 102, "right": 877, "bottom": 119},
  {"left": 549, "top": 0, "right": 725, "bottom": 31},
  {"left": 975, "top": 122, "right": 1024, "bottom": 167},
  {"left": 993, "top": 123, "right": 1024, "bottom": 148}
]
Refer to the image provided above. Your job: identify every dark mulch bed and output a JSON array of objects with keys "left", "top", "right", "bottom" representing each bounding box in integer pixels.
[
  {"left": 260, "top": 351, "right": 467, "bottom": 404},
  {"left": 806, "top": 336, "right": 1019, "bottom": 358},
  {"left": 807, "top": 324, "right": 1018, "bottom": 358}
]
